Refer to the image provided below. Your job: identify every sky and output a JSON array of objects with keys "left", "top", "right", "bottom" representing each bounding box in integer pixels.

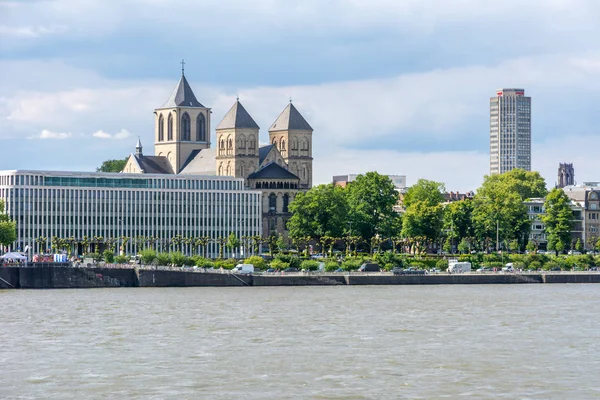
[{"left": 1, "top": 0, "right": 600, "bottom": 191}]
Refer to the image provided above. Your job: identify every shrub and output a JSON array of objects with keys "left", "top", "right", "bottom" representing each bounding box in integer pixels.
[
  {"left": 103, "top": 249, "right": 115, "bottom": 264},
  {"left": 244, "top": 255, "right": 266, "bottom": 270},
  {"left": 482, "top": 261, "right": 503, "bottom": 270},
  {"left": 543, "top": 260, "right": 560, "bottom": 271},
  {"left": 341, "top": 259, "right": 362, "bottom": 271},
  {"left": 483, "top": 254, "right": 502, "bottom": 263},
  {"left": 383, "top": 263, "right": 394, "bottom": 271},
  {"left": 270, "top": 258, "right": 289, "bottom": 270},
  {"left": 528, "top": 261, "right": 542, "bottom": 271},
  {"left": 195, "top": 257, "right": 215, "bottom": 268},
  {"left": 140, "top": 248, "right": 157, "bottom": 265},
  {"left": 324, "top": 261, "right": 339, "bottom": 272},
  {"left": 170, "top": 251, "right": 186, "bottom": 267},
  {"left": 300, "top": 259, "right": 320, "bottom": 271},
  {"left": 408, "top": 262, "right": 427, "bottom": 269},
  {"left": 115, "top": 254, "right": 128, "bottom": 264},
  {"left": 275, "top": 254, "right": 301, "bottom": 269},
  {"left": 156, "top": 252, "right": 170, "bottom": 266},
  {"left": 436, "top": 259, "right": 448, "bottom": 271},
  {"left": 214, "top": 258, "right": 236, "bottom": 270}
]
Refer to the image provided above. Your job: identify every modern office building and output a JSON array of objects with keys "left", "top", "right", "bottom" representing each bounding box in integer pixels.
[
  {"left": 489, "top": 88, "right": 531, "bottom": 175},
  {"left": 0, "top": 170, "right": 262, "bottom": 259}
]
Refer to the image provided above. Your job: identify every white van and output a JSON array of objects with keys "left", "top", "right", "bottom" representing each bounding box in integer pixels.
[
  {"left": 502, "top": 263, "right": 515, "bottom": 272},
  {"left": 448, "top": 260, "right": 471, "bottom": 274},
  {"left": 232, "top": 264, "right": 254, "bottom": 274}
]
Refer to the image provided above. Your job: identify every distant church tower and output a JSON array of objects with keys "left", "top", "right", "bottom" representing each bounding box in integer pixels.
[
  {"left": 557, "top": 163, "right": 575, "bottom": 188},
  {"left": 215, "top": 99, "right": 260, "bottom": 179},
  {"left": 153, "top": 61, "right": 211, "bottom": 173},
  {"left": 268, "top": 102, "right": 313, "bottom": 188}
]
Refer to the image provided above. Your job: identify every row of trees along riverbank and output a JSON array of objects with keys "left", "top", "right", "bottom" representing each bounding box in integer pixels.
[{"left": 287, "top": 169, "right": 600, "bottom": 255}]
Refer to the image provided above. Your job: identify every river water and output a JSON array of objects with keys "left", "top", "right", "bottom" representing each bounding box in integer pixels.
[{"left": 1, "top": 285, "right": 599, "bottom": 399}]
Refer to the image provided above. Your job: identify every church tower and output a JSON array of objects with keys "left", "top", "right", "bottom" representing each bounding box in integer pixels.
[
  {"left": 154, "top": 63, "right": 211, "bottom": 173},
  {"left": 215, "top": 99, "right": 260, "bottom": 180},
  {"left": 268, "top": 102, "right": 313, "bottom": 188}
]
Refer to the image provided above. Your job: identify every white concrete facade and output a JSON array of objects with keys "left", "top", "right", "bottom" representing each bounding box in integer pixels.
[{"left": 0, "top": 170, "right": 262, "bottom": 259}]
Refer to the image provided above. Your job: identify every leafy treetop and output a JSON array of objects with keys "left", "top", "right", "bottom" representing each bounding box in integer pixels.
[{"left": 97, "top": 158, "right": 128, "bottom": 173}]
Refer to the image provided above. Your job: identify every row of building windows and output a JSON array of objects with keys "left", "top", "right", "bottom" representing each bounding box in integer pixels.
[{"left": 1, "top": 174, "right": 243, "bottom": 191}]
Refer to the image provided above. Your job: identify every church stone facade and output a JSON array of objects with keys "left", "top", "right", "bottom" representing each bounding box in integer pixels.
[{"left": 123, "top": 71, "right": 313, "bottom": 239}]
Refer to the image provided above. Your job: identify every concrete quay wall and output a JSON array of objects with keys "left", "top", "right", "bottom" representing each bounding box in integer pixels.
[{"left": 2, "top": 267, "right": 600, "bottom": 289}]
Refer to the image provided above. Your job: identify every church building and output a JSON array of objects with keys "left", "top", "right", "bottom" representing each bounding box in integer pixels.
[{"left": 123, "top": 69, "right": 314, "bottom": 239}]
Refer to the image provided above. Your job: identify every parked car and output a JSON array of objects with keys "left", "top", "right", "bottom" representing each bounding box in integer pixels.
[
  {"left": 568, "top": 250, "right": 582, "bottom": 255},
  {"left": 401, "top": 267, "right": 427, "bottom": 275},
  {"left": 476, "top": 267, "right": 492, "bottom": 272},
  {"left": 392, "top": 267, "right": 403, "bottom": 275},
  {"left": 358, "top": 263, "right": 381, "bottom": 272},
  {"left": 266, "top": 268, "right": 275, "bottom": 273},
  {"left": 334, "top": 268, "right": 344, "bottom": 273},
  {"left": 283, "top": 267, "right": 300, "bottom": 273}
]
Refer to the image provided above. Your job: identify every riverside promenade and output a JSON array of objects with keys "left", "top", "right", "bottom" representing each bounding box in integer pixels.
[{"left": 2, "top": 265, "right": 600, "bottom": 289}]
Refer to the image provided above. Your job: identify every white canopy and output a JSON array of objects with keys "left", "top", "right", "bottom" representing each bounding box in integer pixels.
[{"left": 0, "top": 252, "right": 27, "bottom": 260}]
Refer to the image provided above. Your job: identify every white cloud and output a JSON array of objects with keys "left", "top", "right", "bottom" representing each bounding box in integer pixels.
[
  {"left": 0, "top": 25, "right": 66, "bottom": 38},
  {"left": 31, "top": 129, "right": 72, "bottom": 140},
  {"left": 92, "top": 129, "right": 131, "bottom": 139}
]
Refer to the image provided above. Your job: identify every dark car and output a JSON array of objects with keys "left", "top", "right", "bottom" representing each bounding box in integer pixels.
[
  {"left": 392, "top": 267, "right": 404, "bottom": 275},
  {"left": 358, "top": 263, "right": 381, "bottom": 272},
  {"left": 283, "top": 267, "right": 300, "bottom": 273},
  {"left": 401, "top": 267, "right": 427, "bottom": 275},
  {"left": 266, "top": 268, "right": 275, "bottom": 273}
]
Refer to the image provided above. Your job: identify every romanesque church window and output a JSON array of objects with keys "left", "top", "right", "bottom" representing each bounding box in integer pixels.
[
  {"left": 269, "top": 193, "right": 277, "bottom": 212},
  {"left": 283, "top": 194, "right": 289, "bottom": 212},
  {"left": 196, "top": 114, "right": 206, "bottom": 142},
  {"left": 167, "top": 114, "right": 173, "bottom": 141},
  {"left": 181, "top": 112, "right": 191, "bottom": 141},
  {"left": 158, "top": 115, "right": 164, "bottom": 141}
]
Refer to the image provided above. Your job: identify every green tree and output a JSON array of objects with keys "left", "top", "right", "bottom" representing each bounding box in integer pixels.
[
  {"left": 457, "top": 238, "right": 470, "bottom": 254},
  {"left": 96, "top": 158, "right": 128, "bottom": 173},
  {"left": 0, "top": 200, "right": 17, "bottom": 249},
  {"left": 542, "top": 188, "right": 573, "bottom": 255},
  {"left": 443, "top": 199, "right": 474, "bottom": 245},
  {"left": 288, "top": 183, "right": 348, "bottom": 242},
  {"left": 401, "top": 201, "right": 444, "bottom": 248},
  {"left": 478, "top": 169, "right": 547, "bottom": 201},
  {"left": 347, "top": 172, "right": 398, "bottom": 249},
  {"left": 472, "top": 179, "right": 530, "bottom": 251},
  {"left": 227, "top": 233, "right": 241, "bottom": 258},
  {"left": 575, "top": 238, "right": 583, "bottom": 253},
  {"left": 403, "top": 179, "right": 446, "bottom": 208}
]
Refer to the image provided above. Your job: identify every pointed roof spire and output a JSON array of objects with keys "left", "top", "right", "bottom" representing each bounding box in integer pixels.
[
  {"left": 269, "top": 102, "right": 313, "bottom": 132},
  {"left": 135, "top": 137, "right": 143, "bottom": 156},
  {"left": 216, "top": 99, "right": 260, "bottom": 130},
  {"left": 160, "top": 64, "right": 204, "bottom": 108}
]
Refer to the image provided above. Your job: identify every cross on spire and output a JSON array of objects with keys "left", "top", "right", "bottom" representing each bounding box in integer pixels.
[{"left": 181, "top": 59, "right": 185, "bottom": 75}]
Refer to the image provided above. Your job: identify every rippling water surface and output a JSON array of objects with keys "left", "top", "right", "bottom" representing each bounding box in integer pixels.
[{"left": 1, "top": 285, "right": 600, "bottom": 399}]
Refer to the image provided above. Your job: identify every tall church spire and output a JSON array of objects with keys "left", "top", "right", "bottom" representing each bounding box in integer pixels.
[{"left": 160, "top": 63, "right": 204, "bottom": 109}]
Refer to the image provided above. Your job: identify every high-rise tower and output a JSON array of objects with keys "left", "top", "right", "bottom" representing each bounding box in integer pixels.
[{"left": 489, "top": 88, "right": 531, "bottom": 175}]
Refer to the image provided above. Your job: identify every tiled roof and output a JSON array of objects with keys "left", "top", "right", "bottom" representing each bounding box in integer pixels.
[
  {"left": 247, "top": 162, "right": 299, "bottom": 180},
  {"left": 258, "top": 144, "right": 274, "bottom": 165},
  {"left": 216, "top": 100, "right": 259, "bottom": 130},
  {"left": 269, "top": 103, "right": 313, "bottom": 132},
  {"left": 179, "top": 148, "right": 217, "bottom": 175},
  {"left": 161, "top": 74, "right": 204, "bottom": 108},
  {"left": 134, "top": 155, "right": 174, "bottom": 174}
]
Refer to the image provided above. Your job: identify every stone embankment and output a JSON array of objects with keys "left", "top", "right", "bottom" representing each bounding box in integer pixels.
[{"left": 2, "top": 266, "right": 600, "bottom": 289}]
